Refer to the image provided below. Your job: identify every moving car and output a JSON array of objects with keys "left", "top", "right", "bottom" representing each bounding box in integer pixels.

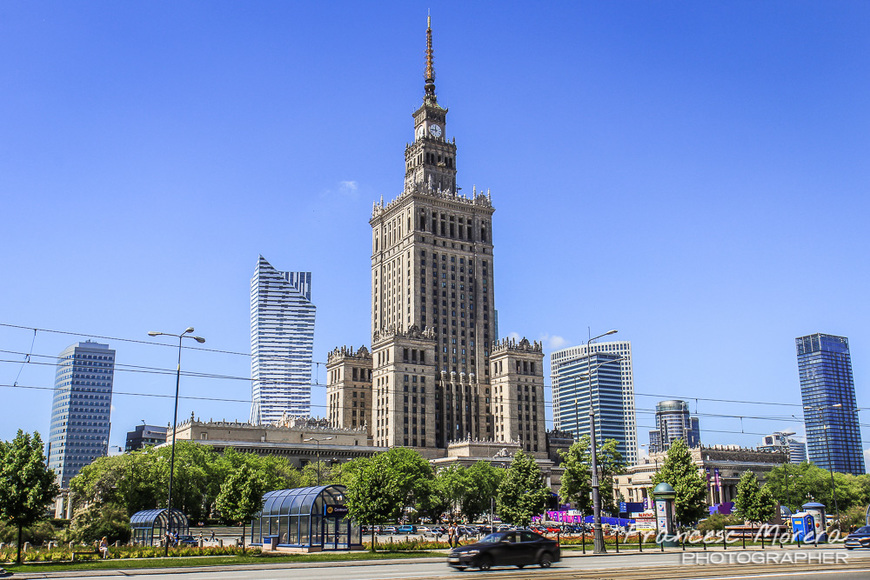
[
  {"left": 447, "top": 530, "right": 560, "bottom": 571},
  {"left": 844, "top": 526, "right": 870, "bottom": 550}
]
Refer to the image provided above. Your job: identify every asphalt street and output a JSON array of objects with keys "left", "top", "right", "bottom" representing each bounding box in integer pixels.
[{"left": 7, "top": 547, "right": 870, "bottom": 580}]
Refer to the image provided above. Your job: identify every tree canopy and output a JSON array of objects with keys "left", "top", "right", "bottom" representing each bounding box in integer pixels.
[
  {"left": 496, "top": 450, "right": 550, "bottom": 527},
  {"left": 559, "top": 435, "right": 626, "bottom": 515},
  {"left": 650, "top": 439, "right": 707, "bottom": 527},
  {"left": 734, "top": 471, "right": 776, "bottom": 525},
  {"left": 764, "top": 461, "right": 870, "bottom": 514},
  {"left": 0, "top": 430, "right": 59, "bottom": 564}
]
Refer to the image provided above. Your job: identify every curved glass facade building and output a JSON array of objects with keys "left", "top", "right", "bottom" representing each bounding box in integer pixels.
[{"left": 251, "top": 255, "right": 316, "bottom": 424}]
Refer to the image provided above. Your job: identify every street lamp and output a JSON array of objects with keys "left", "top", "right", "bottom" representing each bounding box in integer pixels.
[
  {"left": 804, "top": 404, "right": 842, "bottom": 530},
  {"left": 304, "top": 436, "right": 334, "bottom": 485},
  {"left": 773, "top": 430, "right": 795, "bottom": 511},
  {"left": 586, "top": 329, "right": 618, "bottom": 554},
  {"left": 148, "top": 327, "right": 205, "bottom": 556}
]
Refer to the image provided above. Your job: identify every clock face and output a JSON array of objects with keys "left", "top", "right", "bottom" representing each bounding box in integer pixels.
[{"left": 429, "top": 123, "right": 442, "bottom": 138}]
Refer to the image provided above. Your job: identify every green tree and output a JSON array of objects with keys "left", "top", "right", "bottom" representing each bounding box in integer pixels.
[
  {"left": 764, "top": 461, "right": 870, "bottom": 514},
  {"left": 345, "top": 448, "right": 433, "bottom": 550},
  {"left": 651, "top": 439, "right": 707, "bottom": 527},
  {"left": 69, "top": 502, "right": 131, "bottom": 544},
  {"left": 734, "top": 471, "right": 776, "bottom": 526},
  {"left": 430, "top": 465, "right": 465, "bottom": 521},
  {"left": 215, "top": 463, "right": 266, "bottom": 548},
  {"left": 559, "top": 436, "right": 626, "bottom": 516},
  {"left": 559, "top": 437, "right": 593, "bottom": 515},
  {"left": 0, "top": 430, "right": 59, "bottom": 564},
  {"left": 460, "top": 462, "right": 504, "bottom": 523},
  {"left": 496, "top": 450, "right": 550, "bottom": 527}
]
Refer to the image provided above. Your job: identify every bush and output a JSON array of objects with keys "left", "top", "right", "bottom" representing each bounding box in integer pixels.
[{"left": 697, "top": 513, "right": 742, "bottom": 532}]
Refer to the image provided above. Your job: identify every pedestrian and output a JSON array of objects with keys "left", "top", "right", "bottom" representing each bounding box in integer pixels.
[
  {"left": 210, "top": 530, "right": 216, "bottom": 542},
  {"left": 99, "top": 536, "right": 109, "bottom": 559},
  {"left": 448, "top": 523, "right": 456, "bottom": 548}
]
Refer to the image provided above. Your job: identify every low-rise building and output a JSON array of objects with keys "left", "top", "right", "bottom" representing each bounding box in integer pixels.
[
  {"left": 125, "top": 424, "right": 167, "bottom": 451},
  {"left": 166, "top": 414, "right": 382, "bottom": 468},
  {"left": 615, "top": 445, "right": 788, "bottom": 506}
]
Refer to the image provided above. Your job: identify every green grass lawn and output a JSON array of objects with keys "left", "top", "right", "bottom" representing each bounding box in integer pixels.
[{"left": 2, "top": 549, "right": 445, "bottom": 574}]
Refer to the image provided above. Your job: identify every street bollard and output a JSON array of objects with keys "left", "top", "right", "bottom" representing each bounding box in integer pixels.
[
  {"left": 723, "top": 531, "right": 727, "bottom": 550},
  {"left": 742, "top": 533, "right": 745, "bottom": 550},
  {"left": 582, "top": 529, "right": 586, "bottom": 554}
]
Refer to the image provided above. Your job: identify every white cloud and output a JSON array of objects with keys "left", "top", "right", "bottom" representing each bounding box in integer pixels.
[
  {"left": 507, "top": 331, "right": 521, "bottom": 342},
  {"left": 339, "top": 180, "right": 358, "bottom": 193},
  {"left": 541, "top": 333, "right": 567, "bottom": 350},
  {"left": 319, "top": 180, "right": 360, "bottom": 200}
]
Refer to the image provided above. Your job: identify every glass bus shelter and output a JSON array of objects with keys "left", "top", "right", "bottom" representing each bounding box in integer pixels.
[
  {"left": 130, "top": 508, "right": 189, "bottom": 546},
  {"left": 252, "top": 485, "right": 362, "bottom": 550}
]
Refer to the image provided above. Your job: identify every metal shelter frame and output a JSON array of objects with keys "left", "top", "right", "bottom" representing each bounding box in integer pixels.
[
  {"left": 130, "top": 508, "right": 189, "bottom": 546},
  {"left": 252, "top": 485, "right": 362, "bottom": 550}
]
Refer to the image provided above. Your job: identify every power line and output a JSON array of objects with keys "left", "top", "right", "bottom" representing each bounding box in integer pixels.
[{"left": 0, "top": 322, "right": 250, "bottom": 357}]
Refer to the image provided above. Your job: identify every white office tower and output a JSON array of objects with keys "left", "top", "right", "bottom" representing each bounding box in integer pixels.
[
  {"left": 250, "top": 255, "right": 316, "bottom": 424},
  {"left": 550, "top": 340, "right": 638, "bottom": 465}
]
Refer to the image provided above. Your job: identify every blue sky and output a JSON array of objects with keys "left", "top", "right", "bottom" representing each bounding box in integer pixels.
[{"left": 1, "top": 2, "right": 868, "bottom": 462}]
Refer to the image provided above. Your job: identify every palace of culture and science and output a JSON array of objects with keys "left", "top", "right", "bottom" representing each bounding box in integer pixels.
[{"left": 326, "top": 18, "right": 547, "bottom": 461}]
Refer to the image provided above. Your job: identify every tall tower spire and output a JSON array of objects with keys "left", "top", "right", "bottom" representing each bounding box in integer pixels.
[{"left": 424, "top": 15, "right": 436, "bottom": 101}]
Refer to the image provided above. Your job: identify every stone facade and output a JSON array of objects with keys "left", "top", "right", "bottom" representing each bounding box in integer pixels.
[
  {"left": 167, "top": 415, "right": 382, "bottom": 468},
  {"left": 326, "top": 19, "right": 538, "bottom": 460},
  {"left": 614, "top": 445, "right": 789, "bottom": 506},
  {"left": 490, "top": 338, "right": 546, "bottom": 457},
  {"left": 326, "top": 345, "right": 373, "bottom": 430}
]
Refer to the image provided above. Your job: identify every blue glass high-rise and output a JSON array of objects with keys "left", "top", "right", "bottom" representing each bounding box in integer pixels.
[
  {"left": 796, "top": 333, "right": 865, "bottom": 475},
  {"left": 47, "top": 341, "right": 116, "bottom": 487}
]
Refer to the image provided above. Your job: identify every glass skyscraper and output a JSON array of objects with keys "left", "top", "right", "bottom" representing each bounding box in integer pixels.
[
  {"left": 649, "top": 399, "right": 700, "bottom": 453},
  {"left": 551, "top": 341, "right": 638, "bottom": 464},
  {"left": 250, "top": 255, "right": 316, "bottom": 424},
  {"left": 796, "top": 333, "right": 865, "bottom": 475},
  {"left": 47, "top": 341, "right": 115, "bottom": 487}
]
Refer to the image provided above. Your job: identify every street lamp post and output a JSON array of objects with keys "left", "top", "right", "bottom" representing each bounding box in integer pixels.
[
  {"left": 822, "top": 425, "right": 840, "bottom": 527},
  {"left": 304, "top": 436, "right": 334, "bottom": 485},
  {"left": 587, "top": 329, "right": 618, "bottom": 554},
  {"left": 148, "top": 327, "right": 205, "bottom": 556},
  {"left": 804, "top": 403, "right": 842, "bottom": 530}
]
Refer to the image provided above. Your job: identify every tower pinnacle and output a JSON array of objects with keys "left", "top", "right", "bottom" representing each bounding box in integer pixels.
[{"left": 424, "top": 15, "right": 436, "bottom": 100}]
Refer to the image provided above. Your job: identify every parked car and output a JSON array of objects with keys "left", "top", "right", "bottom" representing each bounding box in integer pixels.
[
  {"left": 381, "top": 526, "right": 397, "bottom": 534},
  {"left": 844, "top": 526, "right": 870, "bottom": 550},
  {"left": 397, "top": 525, "right": 417, "bottom": 534},
  {"left": 447, "top": 530, "right": 560, "bottom": 571},
  {"left": 417, "top": 526, "right": 431, "bottom": 535},
  {"left": 175, "top": 535, "right": 199, "bottom": 547}
]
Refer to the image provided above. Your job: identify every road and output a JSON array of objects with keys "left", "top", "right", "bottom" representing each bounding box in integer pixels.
[{"left": 9, "top": 547, "right": 870, "bottom": 580}]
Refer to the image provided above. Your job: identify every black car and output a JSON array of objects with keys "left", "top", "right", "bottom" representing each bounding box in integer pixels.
[
  {"left": 844, "top": 526, "right": 870, "bottom": 550},
  {"left": 447, "top": 530, "right": 560, "bottom": 571}
]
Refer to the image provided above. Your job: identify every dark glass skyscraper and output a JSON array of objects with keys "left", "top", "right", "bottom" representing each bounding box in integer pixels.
[{"left": 796, "top": 333, "right": 865, "bottom": 475}]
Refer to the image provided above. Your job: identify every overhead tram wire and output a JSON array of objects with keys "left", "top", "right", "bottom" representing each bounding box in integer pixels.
[
  {"left": 2, "top": 381, "right": 869, "bottom": 448},
  {"left": 6, "top": 323, "right": 870, "bottom": 436},
  {"left": 2, "top": 355, "right": 863, "bottom": 426}
]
